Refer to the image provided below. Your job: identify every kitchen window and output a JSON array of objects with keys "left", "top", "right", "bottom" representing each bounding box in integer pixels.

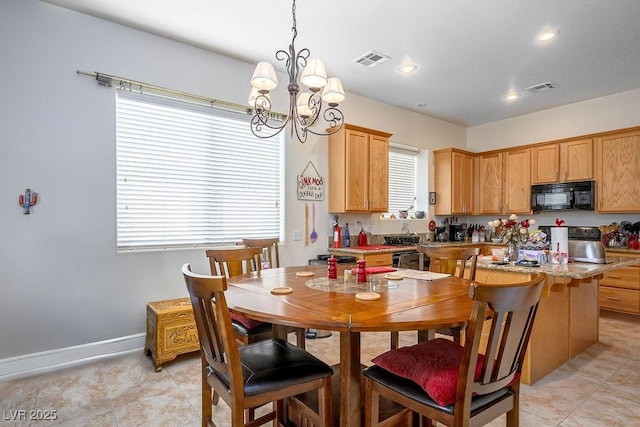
[
  {"left": 116, "top": 90, "right": 283, "bottom": 251},
  {"left": 388, "top": 145, "right": 418, "bottom": 215}
]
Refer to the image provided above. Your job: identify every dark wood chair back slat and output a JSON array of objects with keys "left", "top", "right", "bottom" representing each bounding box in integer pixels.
[
  {"left": 182, "top": 263, "right": 333, "bottom": 427},
  {"left": 417, "top": 245, "right": 481, "bottom": 279},
  {"left": 242, "top": 237, "right": 280, "bottom": 268},
  {"left": 364, "top": 272, "right": 547, "bottom": 427},
  {"left": 206, "top": 247, "right": 263, "bottom": 278}
]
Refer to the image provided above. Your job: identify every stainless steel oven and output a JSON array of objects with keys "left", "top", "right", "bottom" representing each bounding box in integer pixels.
[{"left": 383, "top": 235, "right": 428, "bottom": 269}]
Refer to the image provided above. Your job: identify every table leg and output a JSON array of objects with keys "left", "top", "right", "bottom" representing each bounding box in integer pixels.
[
  {"left": 272, "top": 324, "right": 289, "bottom": 341},
  {"left": 340, "top": 331, "right": 361, "bottom": 427},
  {"left": 417, "top": 329, "right": 435, "bottom": 342}
]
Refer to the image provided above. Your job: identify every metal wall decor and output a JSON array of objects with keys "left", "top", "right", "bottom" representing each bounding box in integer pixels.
[
  {"left": 248, "top": 0, "right": 345, "bottom": 143},
  {"left": 19, "top": 188, "right": 38, "bottom": 214}
]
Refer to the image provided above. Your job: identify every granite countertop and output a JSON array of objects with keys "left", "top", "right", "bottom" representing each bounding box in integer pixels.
[
  {"left": 605, "top": 247, "right": 640, "bottom": 254},
  {"left": 328, "top": 241, "right": 504, "bottom": 255},
  {"left": 328, "top": 245, "right": 417, "bottom": 255},
  {"left": 477, "top": 256, "right": 640, "bottom": 280}
]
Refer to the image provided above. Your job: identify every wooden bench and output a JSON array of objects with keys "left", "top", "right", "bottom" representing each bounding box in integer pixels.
[{"left": 144, "top": 297, "right": 200, "bottom": 371}]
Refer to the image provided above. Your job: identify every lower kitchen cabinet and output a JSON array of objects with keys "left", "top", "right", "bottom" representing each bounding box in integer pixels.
[
  {"left": 361, "top": 252, "right": 393, "bottom": 266},
  {"left": 328, "top": 250, "right": 393, "bottom": 267},
  {"left": 600, "top": 251, "right": 640, "bottom": 314}
]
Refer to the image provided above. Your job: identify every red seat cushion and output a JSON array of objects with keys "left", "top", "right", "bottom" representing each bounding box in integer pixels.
[
  {"left": 371, "top": 338, "right": 484, "bottom": 406},
  {"left": 230, "top": 312, "right": 264, "bottom": 329}
]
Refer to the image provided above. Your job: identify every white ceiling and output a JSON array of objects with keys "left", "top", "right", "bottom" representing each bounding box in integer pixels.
[{"left": 42, "top": 0, "right": 640, "bottom": 127}]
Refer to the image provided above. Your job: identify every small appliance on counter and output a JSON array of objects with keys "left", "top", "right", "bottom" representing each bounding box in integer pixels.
[
  {"left": 538, "top": 226, "right": 607, "bottom": 264},
  {"left": 449, "top": 223, "right": 467, "bottom": 242},
  {"left": 435, "top": 226, "right": 448, "bottom": 242}
]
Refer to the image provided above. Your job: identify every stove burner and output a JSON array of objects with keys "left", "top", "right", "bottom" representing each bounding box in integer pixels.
[{"left": 383, "top": 235, "right": 421, "bottom": 246}]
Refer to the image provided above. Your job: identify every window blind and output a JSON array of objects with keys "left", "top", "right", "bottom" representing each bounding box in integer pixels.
[
  {"left": 388, "top": 145, "right": 418, "bottom": 214},
  {"left": 116, "top": 90, "right": 283, "bottom": 251}
]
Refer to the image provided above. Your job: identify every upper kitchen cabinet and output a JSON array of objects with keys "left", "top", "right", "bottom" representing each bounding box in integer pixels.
[
  {"left": 477, "top": 152, "right": 503, "bottom": 214},
  {"left": 434, "top": 148, "right": 474, "bottom": 215},
  {"left": 532, "top": 139, "right": 593, "bottom": 184},
  {"left": 477, "top": 148, "right": 531, "bottom": 215},
  {"left": 595, "top": 129, "right": 640, "bottom": 212},
  {"left": 328, "top": 124, "right": 392, "bottom": 213},
  {"left": 503, "top": 147, "right": 531, "bottom": 213}
]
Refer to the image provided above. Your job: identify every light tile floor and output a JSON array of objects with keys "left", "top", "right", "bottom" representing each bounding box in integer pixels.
[{"left": 1, "top": 311, "right": 639, "bottom": 426}]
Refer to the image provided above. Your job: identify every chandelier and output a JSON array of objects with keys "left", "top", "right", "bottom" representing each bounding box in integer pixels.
[{"left": 248, "top": 0, "right": 345, "bottom": 143}]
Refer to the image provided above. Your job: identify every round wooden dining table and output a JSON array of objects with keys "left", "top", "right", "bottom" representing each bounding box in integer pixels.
[{"left": 224, "top": 264, "right": 475, "bottom": 427}]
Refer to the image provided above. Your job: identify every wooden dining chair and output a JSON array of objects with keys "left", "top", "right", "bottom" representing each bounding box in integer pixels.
[
  {"left": 391, "top": 246, "right": 481, "bottom": 349},
  {"left": 241, "top": 237, "right": 306, "bottom": 348},
  {"left": 182, "top": 264, "right": 333, "bottom": 427},
  {"left": 363, "top": 272, "right": 547, "bottom": 427},
  {"left": 206, "top": 247, "right": 273, "bottom": 345},
  {"left": 242, "top": 237, "right": 280, "bottom": 268}
]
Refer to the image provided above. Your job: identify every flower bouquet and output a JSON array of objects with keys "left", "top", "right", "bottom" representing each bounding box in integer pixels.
[
  {"left": 488, "top": 214, "right": 536, "bottom": 261},
  {"left": 488, "top": 214, "right": 536, "bottom": 244}
]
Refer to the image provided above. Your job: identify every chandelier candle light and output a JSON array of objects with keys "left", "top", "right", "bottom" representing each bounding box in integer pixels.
[{"left": 248, "top": 0, "right": 345, "bottom": 143}]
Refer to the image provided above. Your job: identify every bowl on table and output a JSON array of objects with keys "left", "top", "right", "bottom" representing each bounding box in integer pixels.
[{"left": 491, "top": 238, "right": 502, "bottom": 243}]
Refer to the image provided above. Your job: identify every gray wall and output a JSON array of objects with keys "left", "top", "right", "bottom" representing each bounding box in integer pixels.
[{"left": 0, "top": 0, "right": 467, "bottom": 362}]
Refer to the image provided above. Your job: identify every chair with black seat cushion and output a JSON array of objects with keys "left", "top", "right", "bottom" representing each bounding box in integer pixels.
[
  {"left": 206, "top": 247, "right": 273, "bottom": 346},
  {"left": 182, "top": 264, "right": 333, "bottom": 427},
  {"left": 363, "top": 272, "right": 547, "bottom": 427},
  {"left": 391, "top": 246, "right": 481, "bottom": 349}
]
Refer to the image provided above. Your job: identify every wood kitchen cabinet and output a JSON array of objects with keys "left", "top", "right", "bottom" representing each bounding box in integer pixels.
[
  {"left": 477, "top": 148, "right": 530, "bottom": 214},
  {"left": 434, "top": 148, "right": 474, "bottom": 215},
  {"left": 328, "top": 249, "right": 393, "bottom": 266},
  {"left": 595, "top": 129, "right": 640, "bottom": 212},
  {"left": 600, "top": 251, "right": 640, "bottom": 314},
  {"left": 532, "top": 139, "right": 593, "bottom": 184},
  {"left": 477, "top": 152, "right": 503, "bottom": 214},
  {"left": 328, "top": 124, "right": 392, "bottom": 213},
  {"left": 503, "top": 147, "right": 531, "bottom": 213}
]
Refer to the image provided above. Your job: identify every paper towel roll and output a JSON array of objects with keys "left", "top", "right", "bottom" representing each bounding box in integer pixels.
[{"left": 551, "top": 227, "right": 568, "bottom": 254}]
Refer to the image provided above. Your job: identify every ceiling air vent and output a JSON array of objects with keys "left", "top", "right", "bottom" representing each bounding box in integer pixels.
[
  {"left": 525, "top": 81, "right": 556, "bottom": 92},
  {"left": 354, "top": 50, "right": 391, "bottom": 67}
]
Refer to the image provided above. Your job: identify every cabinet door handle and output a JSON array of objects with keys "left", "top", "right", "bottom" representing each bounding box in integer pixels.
[
  {"left": 605, "top": 296, "right": 621, "bottom": 301},
  {"left": 607, "top": 275, "right": 621, "bottom": 279}
]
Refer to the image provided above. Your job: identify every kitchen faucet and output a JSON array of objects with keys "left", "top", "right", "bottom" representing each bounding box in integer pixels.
[{"left": 401, "top": 221, "right": 410, "bottom": 235}]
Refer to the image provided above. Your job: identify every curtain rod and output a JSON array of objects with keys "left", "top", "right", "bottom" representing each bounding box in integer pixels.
[{"left": 76, "top": 70, "right": 287, "bottom": 121}]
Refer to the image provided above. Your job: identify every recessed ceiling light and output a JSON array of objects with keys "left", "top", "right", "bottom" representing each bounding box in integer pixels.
[
  {"left": 399, "top": 63, "right": 418, "bottom": 74},
  {"left": 538, "top": 30, "right": 557, "bottom": 42},
  {"left": 505, "top": 91, "right": 520, "bottom": 102}
]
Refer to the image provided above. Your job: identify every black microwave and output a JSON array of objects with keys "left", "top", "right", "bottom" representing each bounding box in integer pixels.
[{"left": 531, "top": 180, "right": 595, "bottom": 212}]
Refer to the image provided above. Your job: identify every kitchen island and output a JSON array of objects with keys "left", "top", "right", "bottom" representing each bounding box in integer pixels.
[
  {"left": 332, "top": 242, "right": 640, "bottom": 384},
  {"left": 474, "top": 256, "right": 640, "bottom": 384}
]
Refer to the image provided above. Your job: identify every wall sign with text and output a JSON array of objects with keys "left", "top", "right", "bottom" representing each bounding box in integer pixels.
[{"left": 297, "top": 161, "right": 325, "bottom": 201}]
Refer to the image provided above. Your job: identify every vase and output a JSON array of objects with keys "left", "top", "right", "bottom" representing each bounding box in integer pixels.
[{"left": 507, "top": 240, "right": 518, "bottom": 262}]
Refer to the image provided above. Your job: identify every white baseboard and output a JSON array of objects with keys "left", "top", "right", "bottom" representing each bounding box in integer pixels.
[{"left": 0, "top": 333, "right": 146, "bottom": 382}]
